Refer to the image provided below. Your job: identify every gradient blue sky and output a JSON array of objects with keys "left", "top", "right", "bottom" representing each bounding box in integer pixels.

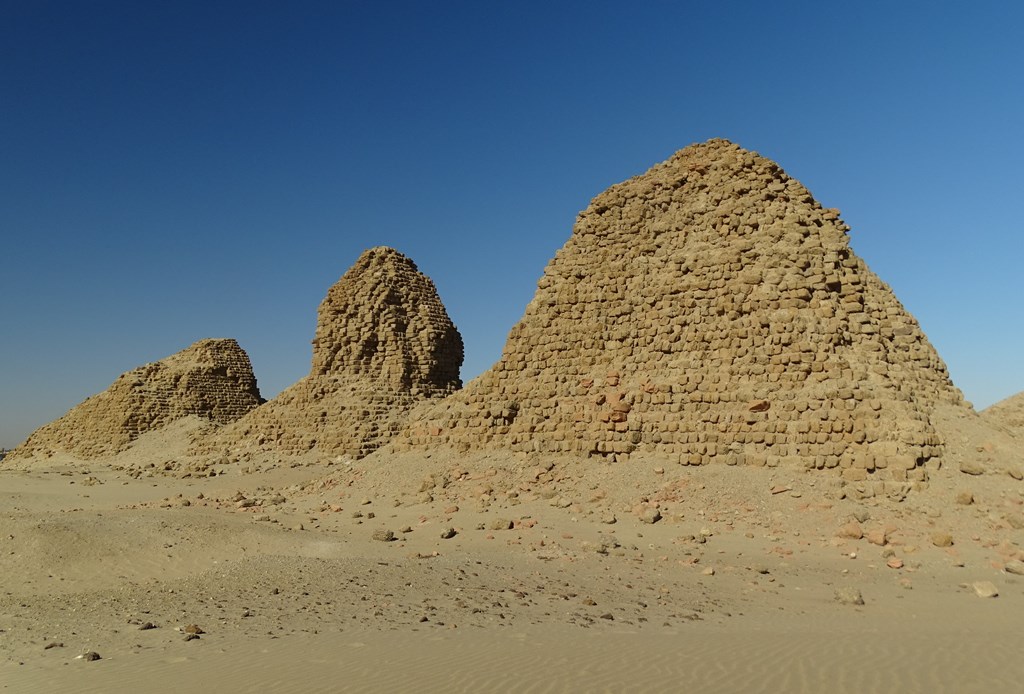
[{"left": 3, "top": 1, "right": 1022, "bottom": 449}]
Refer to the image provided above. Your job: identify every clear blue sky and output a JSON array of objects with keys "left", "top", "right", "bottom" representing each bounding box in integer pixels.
[{"left": 3, "top": 1, "right": 1022, "bottom": 449}]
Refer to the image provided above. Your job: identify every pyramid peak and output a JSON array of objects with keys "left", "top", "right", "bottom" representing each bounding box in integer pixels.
[{"left": 360, "top": 245, "right": 406, "bottom": 259}]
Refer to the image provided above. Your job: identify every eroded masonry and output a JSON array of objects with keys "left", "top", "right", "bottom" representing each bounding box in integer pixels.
[
  {"left": 197, "top": 246, "right": 463, "bottom": 458},
  {"left": 9, "top": 338, "right": 262, "bottom": 460},
  {"left": 9, "top": 139, "right": 973, "bottom": 481},
  {"left": 396, "top": 139, "right": 967, "bottom": 480}
]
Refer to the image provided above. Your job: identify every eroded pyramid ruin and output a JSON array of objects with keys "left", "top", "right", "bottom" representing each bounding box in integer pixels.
[
  {"left": 398, "top": 139, "right": 967, "bottom": 481},
  {"left": 8, "top": 338, "right": 262, "bottom": 461},
  {"left": 982, "top": 392, "right": 1024, "bottom": 437},
  {"left": 198, "top": 246, "right": 463, "bottom": 458}
]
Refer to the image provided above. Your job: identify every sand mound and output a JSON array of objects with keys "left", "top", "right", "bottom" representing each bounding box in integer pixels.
[
  {"left": 398, "top": 139, "right": 967, "bottom": 482},
  {"left": 197, "top": 247, "right": 462, "bottom": 458},
  {"left": 6, "top": 339, "right": 261, "bottom": 462},
  {"left": 981, "top": 392, "right": 1024, "bottom": 436}
]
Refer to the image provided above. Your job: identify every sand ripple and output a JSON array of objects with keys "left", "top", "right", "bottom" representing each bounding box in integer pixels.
[{"left": 7, "top": 625, "right": 1021, "bottom": 694}]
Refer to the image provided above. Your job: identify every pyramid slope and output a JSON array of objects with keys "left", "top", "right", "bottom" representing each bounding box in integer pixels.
[
  {"left": 399, "top": 139, "right": 966, "bottom": 481},
  {"left": 199, "top": 247, "right": 463, "bottom": 458},
  {"left": 8, "top": 339, "right": 262, "bottom": 461},
  {"left": 981, "top": 392, "right": 1024, "bottom": 436}
]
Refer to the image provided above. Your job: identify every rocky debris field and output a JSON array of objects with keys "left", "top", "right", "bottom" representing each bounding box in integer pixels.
[{"left": 3, "top": 443, "right": 1022, "bottom": 670}]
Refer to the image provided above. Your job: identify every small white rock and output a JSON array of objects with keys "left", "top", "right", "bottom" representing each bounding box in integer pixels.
[{"left": 972, "top": 581, "right": 999, "bottom": 598}]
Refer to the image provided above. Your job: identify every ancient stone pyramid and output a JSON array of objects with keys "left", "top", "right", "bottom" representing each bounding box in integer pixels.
[
  {"left": 9, "top": 339, "right": 262, "bottom": 461},
  {"left": 982, "top": 392, "right": 1024, "bottom": 436},
  {"left": 398, "top": 139, "right": 967, "bottom": 481},
  {"left": 198, "top": 246, "right": 463, "bottom": 458}
]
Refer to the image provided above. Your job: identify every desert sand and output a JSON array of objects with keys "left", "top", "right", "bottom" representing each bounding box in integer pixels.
[
  {"left": 3, "top": 140, "right": 1023, "bottom": 692},
  {"left": 2, "top": 422, "right": 1023, "bottom": 693}
]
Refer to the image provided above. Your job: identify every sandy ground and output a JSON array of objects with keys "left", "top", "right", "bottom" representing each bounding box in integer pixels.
[{"left": 2, "top": 423, "right": 1023, "bottom": 693}]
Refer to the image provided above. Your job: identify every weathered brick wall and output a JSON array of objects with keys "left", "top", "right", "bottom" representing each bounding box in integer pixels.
[{"left": 397, "top": 139, "right": 967, "bottom": 482}]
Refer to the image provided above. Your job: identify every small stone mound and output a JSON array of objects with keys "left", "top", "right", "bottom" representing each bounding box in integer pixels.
[
  {"left": 981, "top": 392, "right": 1024, "bottom": 437},
  {"left": 7, "top": 339, "right": 262, "bottom": 461},
  {"left": 397, "top": 139, "right": 967, "bottom": 480},
  {"left": 198, "top": 247, "right": 462, "bottom": 458}
]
